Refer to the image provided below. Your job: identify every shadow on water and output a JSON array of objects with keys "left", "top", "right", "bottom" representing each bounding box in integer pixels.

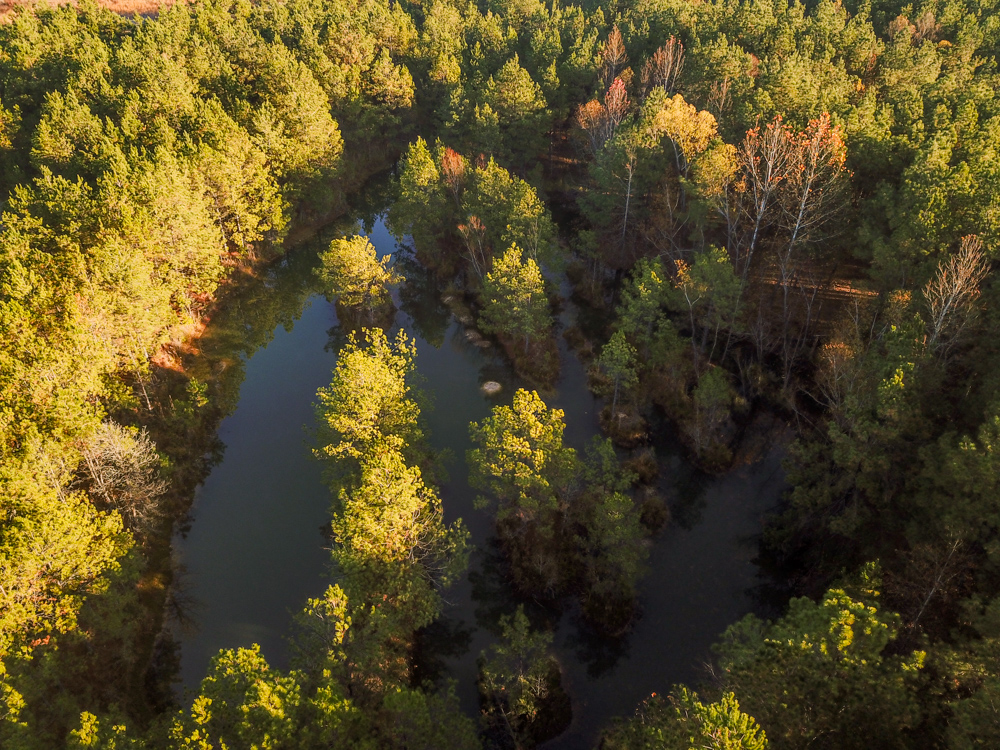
[{"left": 169, "top": 203, "right": 788, "bottom": 746}]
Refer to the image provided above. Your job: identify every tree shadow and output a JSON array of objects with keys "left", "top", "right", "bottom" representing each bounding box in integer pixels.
[
  {"left": 562, "top": 609, "right": 633, "bottom": 679},
  {"left": 412, "top": 614, "right": 475, "bottom": 688},
  {"left": 469, "top": 539, "right": 565, "bottom": 637}
]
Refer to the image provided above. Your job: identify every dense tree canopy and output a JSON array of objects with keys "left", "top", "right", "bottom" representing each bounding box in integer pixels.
[{"left": 3, "top": 0, "right": 1000, "bottom": 745}]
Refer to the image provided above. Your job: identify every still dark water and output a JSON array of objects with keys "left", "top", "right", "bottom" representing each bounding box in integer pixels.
[{"left": 170, "top": 209, "right": 786, "bottom": 747}]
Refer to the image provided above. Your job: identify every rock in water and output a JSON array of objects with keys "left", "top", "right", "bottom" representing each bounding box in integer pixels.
[{"left": 481, "top": 381, "right": 502, "bottom": 395}]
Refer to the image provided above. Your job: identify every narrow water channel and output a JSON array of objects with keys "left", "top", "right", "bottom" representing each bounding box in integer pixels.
[{"left": 170, "top": 207, "right": 787, "bottom": 746}]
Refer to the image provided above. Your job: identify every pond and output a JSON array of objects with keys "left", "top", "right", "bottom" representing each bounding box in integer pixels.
[{"left": 169, "top": 203, "right": 787, "bottom": 746}]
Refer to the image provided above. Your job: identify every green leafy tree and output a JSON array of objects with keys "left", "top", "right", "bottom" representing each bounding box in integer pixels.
[
  {"left": 714, "top": 589, "right": 925, "bottom": 749},
  {"left": 479, "top": 245, "right": 551, "bottom": 354},
  {"left": 316, "top": 235, "right": 403, "bottom": 319},
  {"left": 685, "top": 366, "right": 736, "bottom": 466},
  {"left": 313, "top": 328, "right": 422, "bottom": 475},
  {"left": 617, "top": 258, "right": 670, "bottom": 350},
  {"left": 464, "top": 158, "right": 556, "bottom": 267},
  {"left": 468, "top": 388, "right": 578, "bottom": 535},
  {"left": 667, "top": 246, "right": 742, "bottom": 371},
  {"left": 479, "top": 606, "right": 563, "bottom": 748},
  {"left": 468, "top": 388, "right": 578, "bottom": 591},
  {"left": 582, "top": 436, "right": 637, "bottom": 497},
  {"left": 0, "top": 485, "right": 130, "bottom": 661},
  {"left": 602, "top": 688, "right": 768, "bottom": 750},
  {"left": 377, "top": 686, "right": 480, "bottom": 750},
  {"left": 69, "top": 713, "right": 144, "bottom": 750},
  {"left": 387, "top": 138, "right": 450, "bottom": 260},
  {"left": 480, "top": 54, "right": 550, "bottom": 165},
  {"left": 330, "top": 447, "right": 468, "bottom": 631},
  {"left": 577, "top": 488, "right": 646, "bottom": 631},
  {"left": 597, "top": 330, "right": 638, "bottom": 414},
  {"left": 939, "top": 598, "right": 1000, "bottom": 750},
  {"left": 168, "top": 646, "right": 301, "bottom": 749}
]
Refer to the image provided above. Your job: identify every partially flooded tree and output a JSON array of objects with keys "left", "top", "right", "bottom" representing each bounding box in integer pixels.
[
  {"left": 597, "top": 330, "right": 638, "bottom": 414},
  {"left": 468, "top": 389, "right": 578, "bottom": 593},
  {"left": 685, "top": 366, "right": 737, "bottom": 467},
  {"left": 668, "top": 246, "right": 742, "bottom": 372},
  {"left": 331, "top": 447, "right": 468, "bottom": 585},
  {"left": 617, "top": 257, "right": 670, "bottom": 349},
  {"left": 577, "top": 488, "right": 647, "bottom": 633},
  {"left": 313, "top": 329, "right": 422, "bottom": 474},
  {"left": 463, "top": 158, "right": 556, "bottom": 266},
  {"left": 478, "top": 606, "right": 567, "bottom": 748},
  {"left": 479, "top": 246, "right": 552, "bottom": 354},
  {"left": 388, "top": 137, "right": 450, "bottom": 261},
  {"left": 316, "top": 234, "right": 403, "bottom": 322}
]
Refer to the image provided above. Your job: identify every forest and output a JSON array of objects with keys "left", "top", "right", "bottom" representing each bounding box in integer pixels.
[{"left": 0, "top": 0, "right": 998, "bottom": 746}]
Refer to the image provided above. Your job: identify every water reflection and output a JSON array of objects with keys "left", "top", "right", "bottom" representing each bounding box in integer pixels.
[
  {"left": 564, "top": 618, "right": 632, "bottom": 680},
  {"left": 396, "top": 247, "right": 451, "bottom": 348},
  {"left": 169, "top": 198, "right": 788, "bottom": 747}
]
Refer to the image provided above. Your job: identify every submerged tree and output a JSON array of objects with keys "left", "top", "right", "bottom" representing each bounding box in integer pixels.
[
  {"left": 316, "top": 234, "right": 403, "bottom": 321},
  {"left": 479, "top": 606, "right": 567, "bottom": 748},
  {"left": 479, "top": 246, "right": 552, "bottom": 354},
  {"left": 468, "top": 389, "right": 578, "bottom": 592},
  {"left": 596, "top": 330, "right": 638, "bottom": 414}
]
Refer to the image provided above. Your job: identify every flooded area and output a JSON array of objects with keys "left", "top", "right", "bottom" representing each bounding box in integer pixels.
[{"left": 170, "top": 207, "right": 787, "bottom": 746}]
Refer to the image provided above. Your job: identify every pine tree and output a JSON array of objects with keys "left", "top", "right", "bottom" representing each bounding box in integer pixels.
[{"left": 479, "top": 246, "right": 551, "bottom": 354}]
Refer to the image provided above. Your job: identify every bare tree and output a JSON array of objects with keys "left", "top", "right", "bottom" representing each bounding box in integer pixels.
[
  {"left": 815, "top": 299, "right": 871, "bottom": 416},
  {"left": 458, "top": 215, "right": 491, "bottom": 280},
  {"left": 80, "top": 422, "right": 168, "bottom": 535},
  {"left": 575, "top": 78, "right": 630, "bottom": 156},
  {"left": 439, "top": 146, "right": 467, "bottom": 210},
  {"left": 619, "top": 145, "right": 638, "bottom": 253},
  {"left": 605, "top": 77, "right": 630, "bottom": 133},
  {"left": 770, "top": 114, "right": 847, "bottom": 386},
  {"left": 721, "top": 116, "right": 796, "bottom": 362},
  {"left": 706, "top": 76, "right": 731, "bottom": 122},
  {"left": 735, "top": 116, "right": 796, "bottom": 281},
  {"left": 601, "top": 26, "right": 629, "bottom": 89},
  {"left": 576, "top": 99, "right": 610, "bottom": 155},
  {"left": 923, "top": 235, "right": 989, "bottom": 356},
  {"left": 642, "top": 37, "right": 684, "bottom": 96},
  {"left": 885, "top": 535, "right": 970, "bottom": 631}
]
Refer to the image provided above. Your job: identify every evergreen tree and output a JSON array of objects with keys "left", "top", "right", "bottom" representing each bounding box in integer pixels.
[
  {"left": 479, "top": 246, "right": 551, "bottom": 354},
  {"left": 316, "top": 234, "right": 403, "bottom": 320}
]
